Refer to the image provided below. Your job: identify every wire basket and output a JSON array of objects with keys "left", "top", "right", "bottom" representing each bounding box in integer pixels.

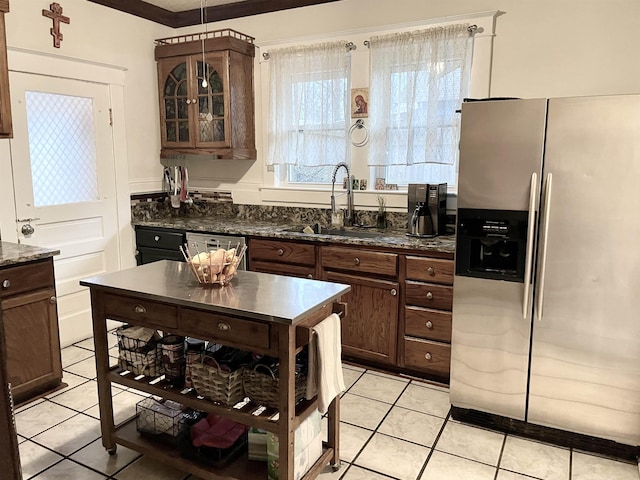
[
  {"left": 242, "top": 364, "right": 307, "bottom": 409},
  {"left": 190, "top": 356, "right": 245, "bottom": 406},
  {"left": 116, "top": 326, "right": 163, "bottom": 377},
  {"left": 136, "top": 397, "right": 185, "bottom": 438},
  {"left": 180, "top": 243, "right": 247, "bottom": 286}
]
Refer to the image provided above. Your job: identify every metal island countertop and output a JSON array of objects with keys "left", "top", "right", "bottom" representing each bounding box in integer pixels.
[
  {"left": 80, "top": 260, "right": 351, "bottom": 325},
  {"left": 0, "top": 241, "right": 60, "bottom": 268}
]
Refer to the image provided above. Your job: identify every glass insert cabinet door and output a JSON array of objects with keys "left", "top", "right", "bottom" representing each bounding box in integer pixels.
[{"left": 158, "top": 51, "right": 230, "bottom": 148}]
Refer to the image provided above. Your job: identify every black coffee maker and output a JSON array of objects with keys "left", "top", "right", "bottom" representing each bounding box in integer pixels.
[{"left": 407, "top": 183, "right": 447, "bottom": 237}]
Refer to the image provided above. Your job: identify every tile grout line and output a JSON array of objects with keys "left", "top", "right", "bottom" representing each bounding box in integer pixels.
[
  {"left": 346, "top": 376, "right": 412, "bottom": 479},
  {"left": 492, "top": 432, "right": 508, "bottom": 480},
  {"left": 414, "top": 407, "right": 451, "bottom": 480}
]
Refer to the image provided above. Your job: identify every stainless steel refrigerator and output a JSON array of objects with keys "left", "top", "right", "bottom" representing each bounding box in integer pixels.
[{"left": 450, "top": 95, "right": 640, "bottom": 446}]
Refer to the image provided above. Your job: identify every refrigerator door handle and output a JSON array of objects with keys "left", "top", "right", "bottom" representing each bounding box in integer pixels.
[
  {"left": 522, "top": 172, "right": 538, "bottom": 319},
  {"left": 536, "top": 172, "right": 553, "bottom": 321}
]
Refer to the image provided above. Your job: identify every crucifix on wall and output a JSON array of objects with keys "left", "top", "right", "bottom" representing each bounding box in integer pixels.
[{"left": 42, "top": 3, "right": 70, "bottom": 48}]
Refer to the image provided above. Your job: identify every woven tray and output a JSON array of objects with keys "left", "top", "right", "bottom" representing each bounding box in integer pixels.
[
  {"left": 242, "top": 364, "right": 307, "bottom": 409},
  {"left": 190, "top": 356, "right": 245, "bottom": 406}
]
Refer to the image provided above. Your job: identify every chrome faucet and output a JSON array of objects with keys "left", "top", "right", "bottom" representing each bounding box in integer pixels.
[{"left": 331, "top": 162, "right": 355, "bottom": 226}]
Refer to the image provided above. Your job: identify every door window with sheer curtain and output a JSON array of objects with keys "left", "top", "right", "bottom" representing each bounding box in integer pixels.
[
  {"left": 368, "top": 24, "right": 473, "bottom": 190},
  {"left": 266, "top": 41, "right": 351, "bottom": 185}
]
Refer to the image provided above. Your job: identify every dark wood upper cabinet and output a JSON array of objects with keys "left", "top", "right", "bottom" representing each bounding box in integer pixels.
[
  {"left": 155, "top": 30, "right": 256, "bottom": 160},
  {"left": 0, "top": 0, "right": 12, "bottom": 139}
]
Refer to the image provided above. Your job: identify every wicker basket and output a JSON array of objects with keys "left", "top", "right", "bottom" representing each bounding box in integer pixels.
[
  {"left": 190, "top": 356, "right": 245, "bottom": 406},
  {"left": 243, "top": 364, "right": 307, "bottom": 409}
]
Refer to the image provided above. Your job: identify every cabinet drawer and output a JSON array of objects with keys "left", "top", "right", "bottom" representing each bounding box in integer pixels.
[
  {"left": 103, "top": 293, "right": 178, "bottom": 329},
  {"left": 136, "top": 228, "right": 185, "bottom": 250},
  {"left": 0, "top": 259, "right": 55, "bottom": 298},
  {"left": 249, "top": 239, "right": 315, "bottom": 266},
  {"left": 405, "top": 256, "right": 453, "bottom": 285},
  {"left": 251, "top": 260, "right": 316, "bottom": 279},
  {"left": 322, "top": 246, "right": 397, "bottom": 277},
  {"left": 404, "top": 337, "right": 451, "bottom": 377},
  {"left": 405, "top": 281, "right": 453, "bottom": 311},
  {"left": 181, "top": 309, "right": 270, "bottom": 351},
  {"left": 404, "top": 306, "right": 452, "bottom": 343}
]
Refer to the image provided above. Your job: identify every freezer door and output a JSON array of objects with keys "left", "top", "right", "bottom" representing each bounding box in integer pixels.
[
  {"left": 458, "top": 99, "right": 547, "bottom": 211},
  {"left": 528, "top": 95, "right": 640, "bottom": 445},
  {"left": 450, "top": 275, "right": 532, "bottom": 420}
]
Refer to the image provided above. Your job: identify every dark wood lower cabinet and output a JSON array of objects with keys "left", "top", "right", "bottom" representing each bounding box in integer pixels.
[
  {"left": 324, "top": 271, "right": 399, "bottom": 365},
  {"left": 238, "top": 236, "right": 456, "bottom": 379},
  {"left": 1, "top": 258, "right": 62, "bottom": 404},
  {"left": 0, "top": 309, "right": 22, "bottom": 479}
]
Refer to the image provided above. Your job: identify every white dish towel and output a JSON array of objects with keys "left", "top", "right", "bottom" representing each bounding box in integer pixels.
[{"left": 305, "top": 313, "right": 346, "bottom": 414}]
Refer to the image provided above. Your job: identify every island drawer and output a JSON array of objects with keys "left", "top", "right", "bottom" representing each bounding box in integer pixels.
[
  {"left": 103, "top": 293, "right": 178, "bottom": 329},
  {"left": 249, "top": 239, "right": 315, "bottom": 266},
  {"left": 321, "top": 246, "right": 397, "bottom": 277},
  {"left": 405, "top": 256, "right": 453, "bottom": 285},
  {"left": 0, "top": 259, "right": 55, "bottom": 298},
  {"left": 404, "top": 281, "right": 453, "bottom": 311},
  {"left": 181, "top": 308, "right": 270, "bottom": 351},
  {"left": 404, "top": 306, "right": 452, "bottom": 343},
  {"left": 403, "top": 337, "right": 451, "bottom": 378}
]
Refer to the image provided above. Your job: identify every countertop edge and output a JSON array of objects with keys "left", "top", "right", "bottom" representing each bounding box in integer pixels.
[
  {"left": 133, "top": 218, "right": 455, "bottom": 257},
  {"left": 0, "top": 241, "right": 60, "bottom": 268}
]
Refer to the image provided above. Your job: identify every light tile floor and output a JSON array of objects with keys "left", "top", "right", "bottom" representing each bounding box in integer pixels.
[{"left": 15, "top": 333, "right": 640, "bottom": 480}]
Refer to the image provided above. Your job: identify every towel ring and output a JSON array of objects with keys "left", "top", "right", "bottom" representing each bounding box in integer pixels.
[{"left": 349, "top": 119, "right": 369, "bottom": 147}]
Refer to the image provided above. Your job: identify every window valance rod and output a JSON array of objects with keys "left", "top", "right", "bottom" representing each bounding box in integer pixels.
[
  {"left": 363, "top": 24, "right": 478, "bottom": 48},
  {"left": 261, "top": 41, "right": 356, "bottom": 60}
]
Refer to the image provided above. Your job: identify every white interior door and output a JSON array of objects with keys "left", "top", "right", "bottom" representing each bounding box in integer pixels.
[{"left": 9, "top": 71, "right": 120, "bottom": 345}]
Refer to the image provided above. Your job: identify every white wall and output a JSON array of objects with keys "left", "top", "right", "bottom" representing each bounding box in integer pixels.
[
  {"left": 2, "top": 0, "right": 171, "bottom": 201},
  {"left": 3, "top": 0, "right": 640, "bottom": 210},
  {"left": 179, "top": 0, "right": 640, "bottom": 206}
]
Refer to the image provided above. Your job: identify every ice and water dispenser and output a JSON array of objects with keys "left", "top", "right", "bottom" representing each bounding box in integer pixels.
[{"left": 455, "top": 209, "right": 529, "bottom": 282}]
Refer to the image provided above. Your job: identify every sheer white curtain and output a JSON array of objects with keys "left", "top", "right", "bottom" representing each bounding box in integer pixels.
[
  {"left": 368, "top": 24, "right": 473, "bottom": 167},
  {"left": 266, "top": 41, "right": 350, "bottom": 167}
]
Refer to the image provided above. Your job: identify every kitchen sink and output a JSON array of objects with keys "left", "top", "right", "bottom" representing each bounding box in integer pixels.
[{"left": 283, "top": 225, "right": 384, "bottom": 239}]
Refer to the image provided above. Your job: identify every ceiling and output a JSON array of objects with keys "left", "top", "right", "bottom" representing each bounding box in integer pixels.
[{"left": 87, "top": 0, "right": 342, "bottom": 28}]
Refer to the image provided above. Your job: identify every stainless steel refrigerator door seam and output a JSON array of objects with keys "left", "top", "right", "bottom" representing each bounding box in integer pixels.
[
  {"left": 535, "top": 172, "right": 553, "bottom": 322},
  {"left": 523, "top": 172, "right": 538, "bottom": 319}
]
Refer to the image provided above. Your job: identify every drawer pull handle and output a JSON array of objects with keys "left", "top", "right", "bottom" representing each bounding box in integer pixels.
[
  {"left": 134, "top": 305, "right": 146, "bottom": 314},
  {"left": 425, "top": 352, "right": 432, "bottom": 361},
  {"left": 427, "top": 267, "right": 435, "bottom": 276},
  {"left": 390, "top": 288, "right": 397, "bottom": 296},
  {"left": 154, "top": 235, "right": 160, "bottom": 242},
  {"left": 426, "top": 292, "right": 433, "bottom": 300},
  {"left": 1, "top": 279, "right": 9, "bottom": 289},
  {"left": 426, "top": 321, "right": 433, "bottom": 329},
  {"left": 307, "top": 274, "right": 314, "bottom": 279},
  {"left": 277, "top": 248, "right": 284, "bottom": 256},
  {"left": 50, "top": 296, "right": 57, "bottom": 304},
  {"left": 218, "top": 322, "right": 231, "bottom": 331},
  {"left": 354, "top": 257, "right": 360, "bottom": 266}
]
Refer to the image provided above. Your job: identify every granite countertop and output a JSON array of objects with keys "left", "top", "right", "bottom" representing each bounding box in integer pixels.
[
  {"left": 0, "top": 241, "right": 60, "bottom": 267},
  {"left": 132, "top": 217, "right": 456, "bottom": 256},
  {"left": 80, "top": 260, "right": 350, "bottom": 325}
]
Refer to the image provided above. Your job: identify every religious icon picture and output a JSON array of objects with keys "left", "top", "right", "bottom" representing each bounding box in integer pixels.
[{"left": 351, "top": 88, "right": 369, "bottom": 118}]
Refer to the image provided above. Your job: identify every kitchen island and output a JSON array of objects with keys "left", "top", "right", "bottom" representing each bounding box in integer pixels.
[{"left": 80, "top": 260, "right": 350, "bottom": 480}]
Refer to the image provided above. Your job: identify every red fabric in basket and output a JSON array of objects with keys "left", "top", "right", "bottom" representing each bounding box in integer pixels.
[{"left": 191, "top": 414, "right": 246, "bottom": 448}]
